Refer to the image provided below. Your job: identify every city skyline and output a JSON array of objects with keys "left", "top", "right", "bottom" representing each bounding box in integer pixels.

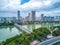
[{"left": 0, "top": 0, "right": 60, "bottom": 17}]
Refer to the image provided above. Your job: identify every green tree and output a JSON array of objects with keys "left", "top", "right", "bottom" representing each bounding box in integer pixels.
[{"left": 52, "top": 30, "right": 60, "bottom": 36}]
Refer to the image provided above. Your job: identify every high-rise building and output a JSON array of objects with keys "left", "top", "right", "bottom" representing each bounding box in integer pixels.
[
  {"left": 26, "top": 13, "right": 32, "bottom": 22},
  {"left": 28, "top": 13, "right": 32, "bottom": 22},
  {"left": 41, "top": 14, "right": 44, "bottom": 21},
  {"left": 32, "top": 11, "right": 36, "bottom": 22},
  {"left": 41, "top": 14, "right": 44, "bottom": 18},
  {"left": 17, "top": 10, "right": 20, "bottom": 23}
]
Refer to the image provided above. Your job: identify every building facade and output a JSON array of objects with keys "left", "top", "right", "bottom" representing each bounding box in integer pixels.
[
  {"left": 17, "top": 10, "right": 21, "bottom": 23},
  {"left": 32, "top": 11, "right": 36, "bottom": 22}
]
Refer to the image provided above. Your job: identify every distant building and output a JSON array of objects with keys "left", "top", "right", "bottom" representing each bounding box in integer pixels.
[
  {"left": 5, "top": 17, "right": 17, "bottom": 23},
  {"left": 41, "top": 14, "right": 44, "bottom": 18},
  {"left": 0, "top": 17, "right": 4, "bottom": 23},
  {"left": 11, "top": 17, "right": 17, "bottom": 23},
  {"left": 41, "top": 14, "right": 44, "bottom": 21},
  {"left": 17, "top": 10, "right": 21, "bottom": 23},
  {"left": 32, "top": 11, "right": 36, "bottom": 22},
  {"left": 25, "top": 11, "right": 36, "bottom": 23},
  {"left": 0, "top": 17, "right": 17, "bottom": 24},
  {"left": 54, "top": 16, "right": 60, "bottom": 21},
  {"left": 35, "top": 17, "right": 40, "bottom": 21},
  {"left": 7, "top": 17, "right": 13, "bottom": 23},
  {"left": 40, "top": 14, "right": 55, "bottom": 22},
  {"left": 44, "top": 16, "right": 54, "bottom": 22},
  {"left": 25, "top": 13, "right": 32, "bottom": 22},
  {"left": 28, "top": 13, "right": 32, "bottom": 22}
]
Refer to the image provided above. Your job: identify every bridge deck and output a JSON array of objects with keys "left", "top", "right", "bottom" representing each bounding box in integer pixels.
[{"left": 14, "top": 24, "right": 32, "bottom": 34}]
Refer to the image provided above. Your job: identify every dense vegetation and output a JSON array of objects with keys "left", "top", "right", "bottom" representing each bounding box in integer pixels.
[
  {"left": 52, "top": 26, "right": 60, "bottom": 36},
  {"left": 52, "top": 30, "right": 60, "bottom": 36},
  {"left": 0, "top": 27, "right": 51, "bottom": 45}
]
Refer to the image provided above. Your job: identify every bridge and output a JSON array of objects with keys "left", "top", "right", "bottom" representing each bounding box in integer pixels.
[
  {"left": 14, "top": 23, "right": 32, "bottom": 34},
  {"left": 39, "top": 36, "right": 60, "bottom": 45}
]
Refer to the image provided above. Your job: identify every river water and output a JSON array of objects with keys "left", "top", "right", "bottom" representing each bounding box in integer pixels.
[{"left": 0, "top": 26, "right": 22, "bottom": 43}]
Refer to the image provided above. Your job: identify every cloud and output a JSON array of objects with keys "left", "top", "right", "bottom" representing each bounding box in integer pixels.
[
  {"left": 19, "top": 0, "right": 52, "bottom": 11},
  {"left": 0, "top": 0, "right": 21, "bottom": 11},
  {"left": 19, "top": 0, "right": 60, "bottom": 11},
  {"left": 0, "top": 0, "right": 60, "bottom": 17},
  {"left": 0, "top": 0, "right": 60, "bottom": 12}
]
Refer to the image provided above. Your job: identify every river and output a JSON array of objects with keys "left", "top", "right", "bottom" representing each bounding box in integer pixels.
[{"left": 0, "top": 26, "right": 22, "bottom": 43}]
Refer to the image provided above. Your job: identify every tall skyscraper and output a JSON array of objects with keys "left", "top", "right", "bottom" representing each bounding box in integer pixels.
[
  {"left": 41, "top": 14, "right": 44, "bottom": 21},
  {"left": 17, "top": 10, "right": 20, "bottom": 23},
  {"left": 41, "top": 14, "right": 44, "bottom": 18},
  {"left": 32, "top": 11, "right": 36, "bottom": 22},
  {"left": 28, "top": 13, "right": 32, "bottom": 22}
]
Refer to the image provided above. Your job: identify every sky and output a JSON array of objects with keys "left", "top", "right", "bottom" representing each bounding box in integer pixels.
[{"left": 0, "top": 0, "right": 60, "bottom": 17}]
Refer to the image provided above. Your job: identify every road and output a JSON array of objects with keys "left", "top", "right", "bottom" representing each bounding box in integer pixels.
[{"left": 40, "top": 36, "right": 60, "bottom": 45}]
